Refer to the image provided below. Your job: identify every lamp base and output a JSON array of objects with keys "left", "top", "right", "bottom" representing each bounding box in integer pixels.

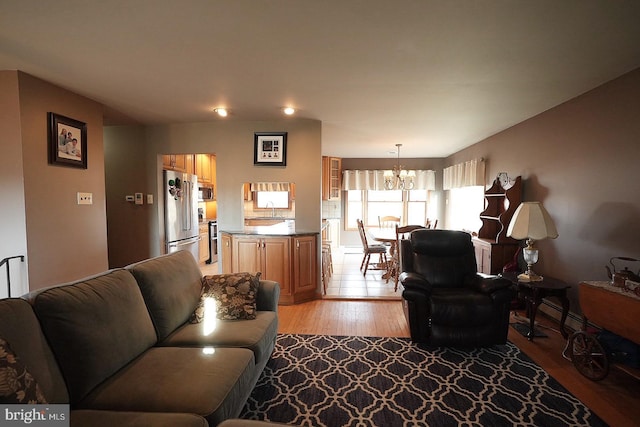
[{"left": 517, "top": 272, "right": 543, "bottom": 282}]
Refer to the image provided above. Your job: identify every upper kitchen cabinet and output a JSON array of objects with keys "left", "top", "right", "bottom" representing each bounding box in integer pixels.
[
  {"left": 196, "top": 154, "right": 213, "bottom": 183},
  {"left": 322, "top": 156, "right": 342, "bottom": 200},
  {"left": 163, "top": 154, "right": 194, "bottom": 173}
]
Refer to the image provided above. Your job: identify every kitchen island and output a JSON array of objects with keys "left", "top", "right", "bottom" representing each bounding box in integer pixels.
[{"left": 220, "top": 221, "right": 319, "bottom": 305}]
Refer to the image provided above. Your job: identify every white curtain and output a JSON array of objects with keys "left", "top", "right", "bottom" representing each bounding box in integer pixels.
[
  {"left": 442, "top": 158, "right": 485, "bottom": 190},
  {"left": 250, "top": 182, "right": 291, "bottom": 191},
  {"left": 342, "top": 170, "right": 436, "bottom": 191}
]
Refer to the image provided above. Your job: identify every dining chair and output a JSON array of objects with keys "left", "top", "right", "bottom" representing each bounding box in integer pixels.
[
  {"left": 356, "top": 219, "right": 388, "bottom": 276},
  {"left": 378, "top": 215, "right": 401, "bottom": 229},
  {"left": 394, "top": 224, "right": 426, "bottom": 290}
]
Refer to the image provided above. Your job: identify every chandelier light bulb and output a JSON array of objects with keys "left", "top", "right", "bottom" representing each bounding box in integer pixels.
[{"left": 283, "top": 107, "right": 295, "bottom": 115}]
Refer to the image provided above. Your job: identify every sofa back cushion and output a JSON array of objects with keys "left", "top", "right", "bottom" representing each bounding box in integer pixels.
[
  {"left": 0, "top": 299, "right": 68, "bottom": 403},
  {"left": 127, "top": 251, "right": 202, "bottom": 342},
  {"left": 30, "top": 269, "right": 157, "bottom": 404}
]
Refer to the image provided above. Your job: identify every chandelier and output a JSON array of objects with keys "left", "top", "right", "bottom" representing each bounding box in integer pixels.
[{"left": 384, "top": 144, "right": 415, "bottom": 190}]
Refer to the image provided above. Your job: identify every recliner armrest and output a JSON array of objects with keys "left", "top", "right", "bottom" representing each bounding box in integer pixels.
[
  {"left": 399, "top": 272, "right": 433, "bottom": 294},
  {"left": 256, "top": 280, "right": 280, "bottom": 312},
  {"left": 471, "top": 275, "right": 514, "bottom": 295}
]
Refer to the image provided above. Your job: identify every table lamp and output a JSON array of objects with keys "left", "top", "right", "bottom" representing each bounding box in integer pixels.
[{"left": 506, "top": 202, "right": 558, "bottom": 282}]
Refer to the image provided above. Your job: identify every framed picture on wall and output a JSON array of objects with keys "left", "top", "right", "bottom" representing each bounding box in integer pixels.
[
  {"left": 254, "top": 132, "right": 287, "bottom": 166},
  {"left": 48, "top": 112, "right": 87, "bottom": 169}
]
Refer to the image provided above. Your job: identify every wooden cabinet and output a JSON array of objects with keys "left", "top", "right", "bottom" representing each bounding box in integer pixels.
[
  {"left": 473, "top": 174, "right": 522, "bottom": 274},
  {"left": 322, "top": 156, "right": 342, "bottom": 200},
  {"left": 221, "top": 233, "right": 232, "bottom": 274},
  {"left": 163, "top": 154, "right": 194, "bottom": 173},
  {"left": 293, "top": 235, "right": 317, "bottom": 296},
  {"left": 221, "top": 232, "right": 318, "bottom": 304},
  {"left": 198, "top": 225, "right": 209, "bottom": 263},
  {"left": 196, "top": 154, "right": 212, "bottom": 183}
]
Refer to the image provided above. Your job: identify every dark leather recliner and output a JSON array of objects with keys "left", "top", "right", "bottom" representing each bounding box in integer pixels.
[{"left": 399, "top": 229, "right": 515, "bottom": 347}]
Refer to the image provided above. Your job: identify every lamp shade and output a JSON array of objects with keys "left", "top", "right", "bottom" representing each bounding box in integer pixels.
[{"left": 506, "top": 202, "right": 558, "bottom": 240}]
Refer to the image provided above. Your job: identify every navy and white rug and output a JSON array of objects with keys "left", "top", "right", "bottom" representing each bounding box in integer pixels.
[{"left": 241, "top": 334, "right": 605, "bottom": 427}]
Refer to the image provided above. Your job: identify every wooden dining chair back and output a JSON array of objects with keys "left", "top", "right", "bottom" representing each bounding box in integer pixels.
[
  {"left": 378, "top": 215, "right": 401, "bottom": 229},
  {"left": 393, "top": 225, "right": 426, "bottom": 290},
  {"left": 356, "top": 219, "right": 388, "bottom": 276},
  {"left": 426, "top": 218, "right": 438, "bottom": 229}
]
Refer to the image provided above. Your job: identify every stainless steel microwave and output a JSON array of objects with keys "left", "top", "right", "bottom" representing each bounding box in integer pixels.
[{"left": 198, "top": 185, "right": 214, "bottom": 201}]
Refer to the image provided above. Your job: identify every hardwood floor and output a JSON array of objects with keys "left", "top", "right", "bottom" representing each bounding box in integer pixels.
[{"left": 277, "top": 300, "right": 640, "bottom": 427}]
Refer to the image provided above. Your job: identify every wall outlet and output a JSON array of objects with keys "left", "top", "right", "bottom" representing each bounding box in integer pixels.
[
  {"left": 125, "top": 195, "right": 134, "bottom": 202},
  {"left": 77, "top": 192, "right": 93, "bottom": 205}
]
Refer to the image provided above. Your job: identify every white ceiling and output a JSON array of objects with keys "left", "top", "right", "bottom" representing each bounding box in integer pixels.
[{"left": 2, "top": 1, "right": 640, "bottom": 158}]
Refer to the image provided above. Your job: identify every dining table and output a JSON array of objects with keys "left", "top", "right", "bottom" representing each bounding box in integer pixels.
[{"left": 369, "top": 228, "right": 399, "bottom": 285}]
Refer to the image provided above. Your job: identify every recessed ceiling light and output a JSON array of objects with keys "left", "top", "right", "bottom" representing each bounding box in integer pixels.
[
  {"left": 283, "top": 107, "right": 295, "bottom": 115},
  {"left": 213, "top": 108, "right": 228, "bottom": 117}
]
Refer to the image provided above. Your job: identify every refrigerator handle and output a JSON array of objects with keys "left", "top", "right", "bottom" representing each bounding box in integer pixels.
[{"left": 183, "top": 179, "right": 192, "bottom": 231}]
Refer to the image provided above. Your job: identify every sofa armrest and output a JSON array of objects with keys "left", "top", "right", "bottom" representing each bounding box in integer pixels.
[{"left": 256, "top": 280, "right": 280, "bottom": 311}]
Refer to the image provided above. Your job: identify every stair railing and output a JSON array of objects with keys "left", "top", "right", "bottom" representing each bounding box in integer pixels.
[{"left": 1, "top": 255, "right": 25, "bottom": 298}]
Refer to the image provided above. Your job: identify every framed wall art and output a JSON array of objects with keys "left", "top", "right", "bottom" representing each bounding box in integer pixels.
[
  {"left": 254, "top": 132, "right": 287, "bottom": 166},
  {"left": 48, "top": 112, "right": 87, "bottom": 169}
]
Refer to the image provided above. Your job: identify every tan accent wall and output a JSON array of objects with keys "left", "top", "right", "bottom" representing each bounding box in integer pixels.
[
  {"left": 15, "top": 72, "right": 108, "bottom": 289},
  {"left": 446, "top": 68, "right": 640, "bottom": 306}
]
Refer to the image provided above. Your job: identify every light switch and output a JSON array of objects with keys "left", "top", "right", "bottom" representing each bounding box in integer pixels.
[
  {"left": 147, "top": 194, "right": 154, "bottom": 204},
  {"left": 135, "top": 193, "right": 143, "bottom": 205}
]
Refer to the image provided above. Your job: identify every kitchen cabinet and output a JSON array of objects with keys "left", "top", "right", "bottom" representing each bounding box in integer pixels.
[
  {"left": 221, "top": 233, "right": 232, "bottom": 274},
  {"left": 198, "top": 224, "right": 209, "bottom": 263},
  {"left": 221, "top": 232, "right": 318, "bottom": 304},
  {"left": 196, "top": 154, "right": 212, "bottom": 183},
  {"left": 322, "top": 156, "right": 342, "bottom": 200},
  {"left": 163, "top": 154, "right": 194, "bottom": 173},
  {"left": 472, "top": 175, "right": 522, "bottom": 274}
]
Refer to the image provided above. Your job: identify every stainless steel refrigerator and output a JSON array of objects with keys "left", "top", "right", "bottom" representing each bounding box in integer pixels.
[{"left": 164, "top": 170, "right": 199, "bottom": 260}]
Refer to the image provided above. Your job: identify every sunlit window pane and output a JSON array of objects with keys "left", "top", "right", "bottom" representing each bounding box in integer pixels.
[{"left": 256, "top": 191, "right": 289, "bottom": 208}]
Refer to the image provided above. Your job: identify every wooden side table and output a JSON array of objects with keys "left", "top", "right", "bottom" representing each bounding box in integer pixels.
[{"left": 501, "top": 273, "right": 571, "bottom": 341}]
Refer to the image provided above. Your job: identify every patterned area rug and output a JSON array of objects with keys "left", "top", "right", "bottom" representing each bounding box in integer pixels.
[{"left": 240, "top": 334, "right": 606, "bottom": 427}]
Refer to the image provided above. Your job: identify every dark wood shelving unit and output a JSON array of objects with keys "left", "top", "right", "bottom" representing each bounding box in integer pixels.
[{"left": 473, "top": 175, "right": 522, "bottom": 274}]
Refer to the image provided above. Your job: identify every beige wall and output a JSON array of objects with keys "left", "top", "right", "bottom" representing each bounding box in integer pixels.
[
  {"left": 13, "top": 72, "right": 108, "bottom": 289},
  {"left": 0, "top": 71, "right": 28, "bottom": 297},
  {"left": 105, "top": 119, "right": 322, "bottom": 267},
  {"left": 446, "top": 68, "right": 640, "bottom": 308}
]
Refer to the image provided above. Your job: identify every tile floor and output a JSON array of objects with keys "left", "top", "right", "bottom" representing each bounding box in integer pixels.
[
  {"left": 199, "top": 246, "right": 401, "bottom": 300},
  {"left": 323, "top": 246, "right": 401, "bottom": 299}
]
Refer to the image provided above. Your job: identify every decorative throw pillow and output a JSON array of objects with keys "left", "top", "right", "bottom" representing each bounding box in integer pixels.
[
  {"left": 0, "top": 337, "right": 47, "bottom": 404},
  {"left": 190, "top": 272, "right": 261, "bottom": 322}
]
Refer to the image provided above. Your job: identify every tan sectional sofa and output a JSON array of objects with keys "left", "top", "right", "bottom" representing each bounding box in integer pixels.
[{"left": 0, "top": 251, "right": 280, "bottom": 427}]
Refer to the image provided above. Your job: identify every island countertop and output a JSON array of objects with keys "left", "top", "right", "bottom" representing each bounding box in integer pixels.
[{"left": 221, "top": 220, "right": 319, "bottom": 237}]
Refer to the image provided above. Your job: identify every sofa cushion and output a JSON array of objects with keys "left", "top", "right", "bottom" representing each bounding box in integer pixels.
[
  {"left": 127, "top": 251, "right": 203, "bottom": 341},
  {"left": 30, "top": 269, "right": 157, "bottom": 404},
  {"left": 161, "top": 311, "right": 278, "bottom": 365},
  {"left": 0, "top": 299, "right": 68, "bottom": 403},
  {"left": 70, "top": 410, "right": 209, "bottom": 427},
  {"left": 0, "top": 337, "right": 47, "bottom": 404},
  {"left": 192, "top": 273, "right": 261, "bottom": 322},
  {"left": 78, "top": 347, "right": 255, "bottom": 426}
]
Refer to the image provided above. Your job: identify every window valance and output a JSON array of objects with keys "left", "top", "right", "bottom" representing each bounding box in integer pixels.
[
  {"left": 250, "top": 182, "right": 291, "bottom": 191},
  {"left": 442, "top": 158, "right": 485, "bottom": 190},
  {"left": 342, "top": 170, "right": 436, "bottom": 191}
]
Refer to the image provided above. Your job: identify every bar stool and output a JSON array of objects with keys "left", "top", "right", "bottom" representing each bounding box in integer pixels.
[{"left": 321, "top": 242, "right": 333, "bottom": 294}]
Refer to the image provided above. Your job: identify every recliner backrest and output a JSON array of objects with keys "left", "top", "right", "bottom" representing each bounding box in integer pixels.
[{"left": 407, "top": 229, "right": 478, "bottom": 288}]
